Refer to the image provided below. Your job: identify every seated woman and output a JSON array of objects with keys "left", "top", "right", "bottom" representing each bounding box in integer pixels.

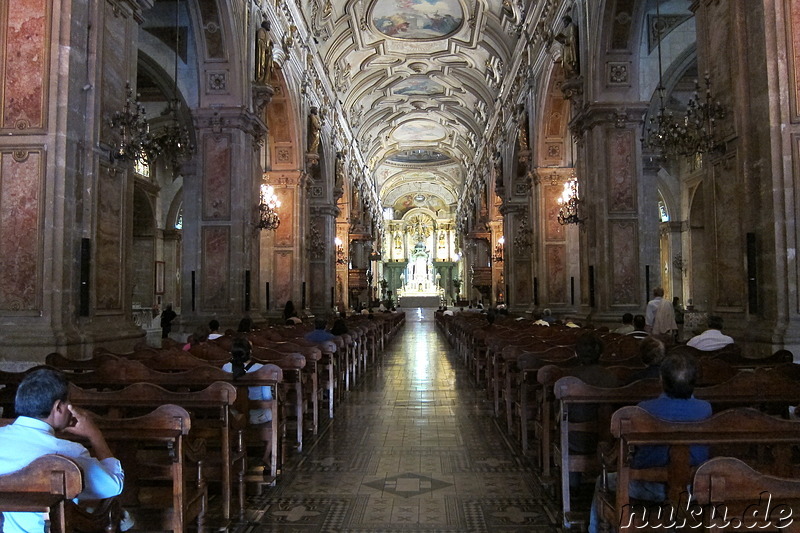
[{"left": 222, "top": 336, "right": 273, "bottom": 424}]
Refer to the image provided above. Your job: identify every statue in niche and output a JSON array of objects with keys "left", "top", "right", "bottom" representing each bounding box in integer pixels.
[
  {"left": 517, "top": 107, "right": 529, "bottom": 152},
  {"left": 493, "top": 150, "right": 503, "bottom": 189},
  {"left": 555, "top": 15, "right": 579, "bottom": 79},
  {"left": 308, "top": 107, "right": 321, "bottom": 153},
  {"left": 254, "top": 26, "right": 273, "bottom": 85},
  {"left": 334, "top": 152, "right": 345, "bottom": 190}
]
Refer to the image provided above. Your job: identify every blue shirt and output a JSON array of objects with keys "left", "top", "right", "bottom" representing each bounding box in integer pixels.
[
  {"left": 304, "top": 329, "right": 335, "bottom": 343},
  {"left": 0, "top": 417, "right": 125, "bottom": 533},
  {"left": 633, "top": 394, "right": 713, "bottom": 468}
]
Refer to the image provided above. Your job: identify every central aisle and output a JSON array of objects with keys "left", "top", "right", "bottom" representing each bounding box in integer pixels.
[{"left": 239, "top": 308, "right": 559, "bottom": 532}]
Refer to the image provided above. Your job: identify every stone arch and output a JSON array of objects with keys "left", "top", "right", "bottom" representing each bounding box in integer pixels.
[{"left": 688, "top": 184, "right": 710, "bottom": 312}]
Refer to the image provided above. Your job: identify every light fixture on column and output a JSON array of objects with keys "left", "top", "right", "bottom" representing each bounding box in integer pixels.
[
  {"left": 334, "top": 237, "right": 346, "bottom": 264},
  {"left": 557, "top": 178, "right": 585, "bottom": 225},
  {"left": 108, "top": 83, "right": 154, "bottom": 164},
  {"left": 493, "top": 236, "right": 505, "bottom": 263},
  {"left": 151, "top": 0, "right": 194, "bottom": 176},
  {"left": 258, "top": 183, "right": 281, "bottom": 230}
]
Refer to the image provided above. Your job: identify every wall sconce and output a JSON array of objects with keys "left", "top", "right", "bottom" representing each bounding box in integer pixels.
[
  {"left": 258, "top": 183, "right": 281, "bottom": 230},
  {"left": 335, "top": 237, "right": 346, "bottom": 264},
  {"left": 557, "top": 178, "right": 585, "bottom": 225},
  {"left": 493, "top": 236, "right": 505, "bottom": 263}
]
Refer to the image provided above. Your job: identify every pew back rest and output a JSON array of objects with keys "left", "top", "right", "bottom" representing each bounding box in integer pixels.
[{"left": 0, "top": 454, "right": 83, "bottom": 499}]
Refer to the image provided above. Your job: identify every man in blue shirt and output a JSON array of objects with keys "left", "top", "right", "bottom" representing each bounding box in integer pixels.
[
  {"left": 588, "top": 349, "right": 712, "bottom": 533},
  {"left": 304, "top": 318, "right": 335, "bottom": 343},
  {"left": 0, "top": 368, "right": 125, "bottom": 532}
]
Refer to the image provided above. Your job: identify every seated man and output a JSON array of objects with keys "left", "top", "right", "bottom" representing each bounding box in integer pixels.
[
  {"left": 686, "top": 315, "right": 734, "bottom": 351},
  {"left": 626, "top": 314, "right": 648, "bottom": 339},
  {"left": 613, "top": 313, "right": 634, "bottom": 334},
  {"left": 207, "top": 319, "right": 223, "bottom": 340},
  {"left": 304, "top": 318, "right": 335, "bottom": 343},
  {"left": 588, "top": 350, "right": 712, "bottom": 533},
  {"left": 0, "top": 368, "right": 125, "bottom": 533}
]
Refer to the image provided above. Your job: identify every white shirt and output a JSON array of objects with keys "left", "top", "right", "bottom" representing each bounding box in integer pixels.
[
  {"left": 686, "top": 329, "right": 734, "bottom": 351},
  {"left": 0, "top": 417, "right": 124, "bottom": 533},
  {"left": 222, "top": 362, "right": 273, "bottom": 424},
  {"left": 208, "top": 333, "right": 223, "bottom": 340}
]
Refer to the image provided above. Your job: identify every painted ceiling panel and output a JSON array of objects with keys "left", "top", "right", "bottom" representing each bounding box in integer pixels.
[{"left": 301, "top": 0, "right": 517, "bottom": 216}]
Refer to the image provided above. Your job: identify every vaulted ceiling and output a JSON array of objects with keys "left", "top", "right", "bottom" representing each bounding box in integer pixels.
[{"left": 304, "top": 0, "right": 524, "bottom": 218}]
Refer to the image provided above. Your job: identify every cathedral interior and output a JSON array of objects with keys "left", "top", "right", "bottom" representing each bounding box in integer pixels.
[
  {"left": 4, "top": 1, "right": 800, "bottom": 531},
  {"left": 1, "top": 0, "right": 799, "bottom": 363}
]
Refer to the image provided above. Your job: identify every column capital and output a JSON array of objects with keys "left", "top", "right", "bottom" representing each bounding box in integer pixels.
[
  {"left": 570, "top": 103, "right": 649, "bottom": 140},
  {"left": 193, "top": 107, "right": 267, "bottom": 148}
]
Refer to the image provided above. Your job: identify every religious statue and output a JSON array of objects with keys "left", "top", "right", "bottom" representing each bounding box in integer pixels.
[
  {"left": 555, "top": 15, "right": 579, "bottom": 79},
  {"left": 308, "top": 107, "right": 321, "bottom": 153},
  {"left": 254, "top": 26, "right": 273, "bottom": 85},
  {"left": 517, "top": 107, "right": 529, "bottom": 152},
  {"left": 493, "top": 150, "right": 503, "bottom": 189},
  {"left": 334, "top": 151, "right": 345, "bottom": 190}
]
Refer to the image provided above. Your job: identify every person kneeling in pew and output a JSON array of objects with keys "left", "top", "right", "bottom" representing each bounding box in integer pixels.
[
  {"left": 588, "top": 349, "right": 712, "bottom": 533},
  {"left": 0, "top": 368, "right": 125, "bottom": 533}
]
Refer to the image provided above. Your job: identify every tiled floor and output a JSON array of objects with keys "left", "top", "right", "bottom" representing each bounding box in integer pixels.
[{"left": 231, "top": 308, "right": 561, "bottom": 532}]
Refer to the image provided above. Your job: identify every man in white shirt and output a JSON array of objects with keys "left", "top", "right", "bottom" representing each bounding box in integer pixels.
[
  {"left": 0, "top": 368, "right": 125, "bottom": 532},
  {"left": 645, "top": 287, "right": 677, "bottom": 339},
  {"left": 207, "top": 319, "right": 223, "bottom": 340},
  {"left": 686, "top": 315, "right": 734, "bottom": 351}
]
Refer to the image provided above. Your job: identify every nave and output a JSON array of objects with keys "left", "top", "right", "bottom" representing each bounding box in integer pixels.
[{"left": 230, "top": 308, "right": 559, "bottom": 532}]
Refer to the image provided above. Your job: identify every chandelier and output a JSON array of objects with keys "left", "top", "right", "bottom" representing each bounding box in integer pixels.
[
  {"left": 151, "top": 0, "right": 194, "bottom": 177},
  {"left": 557, "top": 178, "right": 585, "bottom": 225},
  {"left": 641, "top": 1, "right": 726, "bottom": 158},
  {"left": 108, "top": 83, "right": 154, "bottom": 164},
  {"left": 493, "top": 236, "right": 504, "bottom": 263},
  {"left": 258, "top": 183, "right": 281, "bottom": 230},
  {"left": 153, "top": 99, "right": 193, "bottom": 177}
]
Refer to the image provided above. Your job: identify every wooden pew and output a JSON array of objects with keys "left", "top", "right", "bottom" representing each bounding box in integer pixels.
[
  {"left": 68, "top": 381, "right": 245, "bottom": 521},
  {"left": 0, "top": 454, "right": 84, "bottom": 533},
  {"left": 692, "top": 457, "right": 800, "bottom": 532},
  {"left": 62, "top": 359, "right": 285, "bottom": 483},
  {"left": 597, "top": 407, "right": 800, "bottom": 533}
]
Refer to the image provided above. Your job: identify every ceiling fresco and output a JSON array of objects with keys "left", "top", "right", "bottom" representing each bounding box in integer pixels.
[{"left": 302, "top": 0, "right": 521, "bottom": 221}]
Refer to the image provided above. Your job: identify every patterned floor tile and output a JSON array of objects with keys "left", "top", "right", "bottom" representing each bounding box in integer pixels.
[{"left": 221, "top": 309, "right": 564, "bottom": 532}]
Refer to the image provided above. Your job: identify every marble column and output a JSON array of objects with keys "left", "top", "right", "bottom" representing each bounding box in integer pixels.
[
  {"left": 0, "top": 0, "right": 154, "bottom": 363},
  {"left": 184, "top": 107, "right": 265, "bottom": 326},
  {"left": 577, "top": 105, "right": 652, "bottom": 323},
  {"left": 308, "top": 205, "right": 339, "bottom": 316}
]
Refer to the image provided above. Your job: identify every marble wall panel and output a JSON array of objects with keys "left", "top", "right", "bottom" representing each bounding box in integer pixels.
[
  {"left": 309, "top": 262, "right": 327, "bottom": 308},
  {"left": 544, "top": 182, "right": 566, "bottom": 242},
  {"left": 610, "top": 0, "right": 636, "bottom": 50},
  {"left": 712, "top": 159, "right": 745, "bottom": 309},
  {"left": 275, "top": 188, "right": 294, "bottom": 246},
  {"left": 513, "top": 261, "right": 532, "bottom": 306},
  {"left": 0, "top": 149, "right": 41, "bottom": 311},
  {"left": 607, "top": 129, "right": 636, "bottom": 212},
  {"left": 788, "top": 0, "right": 800, "bottom": 120},
  {"left": 275, "top": 251, "right": 293, "bottom": 307},
  {"left": 201, "top": 226, "right": 230, "bottom": 309},
  {"left": 197, "top": 0, "right": 224, "bottom": 58},
  {"left": 2, "top": 0, "right": 48, "bottom": 130},
  {"left": 202, "top": 134, "right": 231, "bottom": 220},
  {"left": 96, "top": 166, "right": 124, "bottom": 310},
  {"left": 610, "top": 220, "right": 638, "bottom": 305},
  {"left": 545, "top": 244, "right": 567, "bottom": 304}
]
